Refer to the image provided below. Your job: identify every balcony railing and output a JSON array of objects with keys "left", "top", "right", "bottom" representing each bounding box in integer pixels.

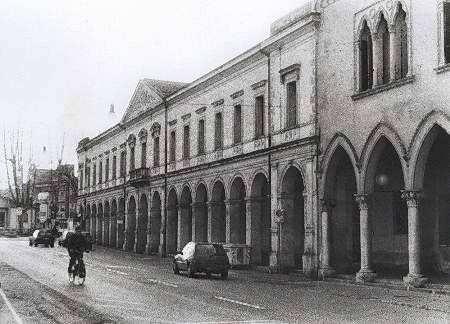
[{"left": 128, "top": 167, "right": 150, "bottom": 187}]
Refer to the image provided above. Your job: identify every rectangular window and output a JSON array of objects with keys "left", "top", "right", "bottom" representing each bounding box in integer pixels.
[
  {"left": 153, "top": 137, "right": 160, "bottom": 167},
  {"left": 98, "top": 161, "right": 103, "bottom": 184},
  {"left": 120, "top": 151, "right": 126, "bottom": 177},
  {"left": 112, "top": 156, "right": 117, "bottom": 179},
  {"left": 255, "top": 96, "right": 264, "bottom": 139},
  {"left": 105, "top": 158, "right": 109, "bottom": 182},
  {"left": 0, "top": 211, "right": 5, "bottom": 227},
  {"left": 79, "top": 169, "right": 84, "bottom": 189},
  {"left": 130, "top": 147, "right": 135, "bottom": 171},
  {"left": 170, "top": 131, "right": 176, "bottom": 163},
  {"left": 141, "top": 142, "right": 147, "bottom": 168},
  {"left": 92, "top": 163, "right": 96, "bottom": 185},
  {"left": 183, "top": 125, "right": 190, "bottom": 159},
  {"left": 233, "top": 105, "right": 242, "bottom": 144},
  {"left": 286, "top": 81, "right": 297, "bottom": 128},
  {"left": 215, "top": 112, "right": 223, "bottom": 150},
  {"left": 198, "top": 119, "right": 205, "bottom": 155},
  {"left": 86, "top": 166, "right": 90, "bottom": 188},
  {"left": 445, "top": 2, "right": 450, "bottom": 63}
]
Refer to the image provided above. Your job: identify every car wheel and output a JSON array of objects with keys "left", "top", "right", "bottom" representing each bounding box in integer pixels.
[
  {"left": 172, "top": 262, "right": 179, "bottom": 275},
  {"left": 50, "top": 242, "right": 54, "bottom": 248},
  {"left": 45, "top": 244, "right": 49, "bottom": 248},
  {"left": 221, "top": 271, "right": 228, "bottom": 280},
  {"left": 34, "top": 243, "right": 38, "bottom": 247},
  {"left": 187, "top": 264, "right": 195, "bottom": 278},
  {"left": 29, "top": 241, "right": 32, "bottom": 246},
  {"left": 205, "top": 271, "right": 211, "bottom": 279}
]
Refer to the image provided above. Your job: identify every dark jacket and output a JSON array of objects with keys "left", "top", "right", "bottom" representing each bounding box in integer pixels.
[{"left": 66, "top": 232, "right": 89, "bottom": 254}]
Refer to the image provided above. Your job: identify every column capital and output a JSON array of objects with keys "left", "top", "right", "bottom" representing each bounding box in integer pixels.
[
  {"left": 354, "top": 194, "right": 369, "bottom": 211},
  {"left": 401, "top": 190, "right": 422, "bottom": 208}
]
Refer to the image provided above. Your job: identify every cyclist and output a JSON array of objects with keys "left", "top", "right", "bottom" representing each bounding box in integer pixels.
[{"left": 66, "top": 225, "right": 89, "bottom": 278}]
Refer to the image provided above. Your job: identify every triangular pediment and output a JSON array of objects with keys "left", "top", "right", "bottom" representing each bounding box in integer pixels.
[{"left": 121, "top": 81, "right": 163, "bottom": 123}]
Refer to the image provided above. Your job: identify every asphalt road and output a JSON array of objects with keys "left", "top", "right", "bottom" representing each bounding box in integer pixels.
[{"left": 0, "top": 237, "right": 448, "bottom": 323}]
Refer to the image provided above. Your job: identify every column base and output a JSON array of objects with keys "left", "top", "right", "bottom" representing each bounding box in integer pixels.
[
  {"left": 318, "top": 267, "right": 336, "bottom": 280},
  {"left": 356, "top": 269, "right": 376, "bottom": 283},
  {"left": 403, "top": 274, "right": 429, "bottom": 288}
]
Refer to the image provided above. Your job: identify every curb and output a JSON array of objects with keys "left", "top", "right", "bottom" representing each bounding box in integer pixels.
[{"left": 323, "top": 277, "right": 450, "bottom": 296}]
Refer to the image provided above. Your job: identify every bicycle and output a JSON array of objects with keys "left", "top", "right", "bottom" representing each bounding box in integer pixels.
[{"left": 68, "top": 253, "right": 86, "bottom": 286}]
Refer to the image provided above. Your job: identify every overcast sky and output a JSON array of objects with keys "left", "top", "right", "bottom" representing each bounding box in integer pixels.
[{"left": 0, "top": 0, "right": 308, "bottom": 189}]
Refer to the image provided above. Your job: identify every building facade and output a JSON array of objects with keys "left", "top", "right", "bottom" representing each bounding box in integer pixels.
[
  {"left": 316, "top": 0, "right": 450, "bottom": 286},
  {"left": 77, "top": 4, "right": 321, "bottom": 276},
  {"left": 77, "top": 0, "right": 450, "bottom": 285}
]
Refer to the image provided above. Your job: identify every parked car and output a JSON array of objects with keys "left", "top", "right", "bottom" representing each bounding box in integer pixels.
[
  {"left": 173, "top": 242, "right": 230, "bottom": 279},
  {"left": 58, "top": 229, "right": 74, "bottom": 247},
  {"left": 29, "top": 229, "right": 54, "bottom": 247}
]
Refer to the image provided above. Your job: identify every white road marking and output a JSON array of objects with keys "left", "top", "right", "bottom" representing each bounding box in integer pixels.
[
  {"left": 95, "top": 298, "right": 146, "bottom": 306},
  {"left": 0, "top": 286, "right": 24, "bottom": 324},
  {"left": 148, "top": 278, "right": 178, "bottom": 288},
  {"left": 214, "top": 296, "right": 265, "bottom": 310},
  {"left": 105, "top": 268, "right": 128, "bottom": 275}
]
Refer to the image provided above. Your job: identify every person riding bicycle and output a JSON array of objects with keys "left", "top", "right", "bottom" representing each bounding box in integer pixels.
[{"left": 66, "top": 225, "right": 89, "bottom": 278}]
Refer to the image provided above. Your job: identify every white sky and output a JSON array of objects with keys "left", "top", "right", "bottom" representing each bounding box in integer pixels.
[{"left": 0, "top": 0, "right": 308, "bottom": 189}]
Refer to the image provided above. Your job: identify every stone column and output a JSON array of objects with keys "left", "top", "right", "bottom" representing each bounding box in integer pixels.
[
  {"left": 319, "top": 199, "right": 335, "bottom": 279},
  {"left": 122, "top": 203, "right": 128, "bottom": 251},
  {"left": 158, "top": 192, "right": 166, "bottom": 257},
  {"left": 269, "top": 163, "right": 279, "bottom": 270},
  {"left": 108, "top": 213, "right": 113, "bottom": 247},
  {"left": 191, "top": 202, "right": 199, "bottom": 242},
  {"left": 355, "top": 194, "right": 376, "bottom": 283},
  {"left": 207, "top": 201, "right": 213, "bottom": 242},
  {"left": 177, "top": 205, "right": 182, "bottom": 251},
  {"left": 389, "top": 26, "right": 397, "bottom": 81},
  {"left": 401, "top": 191, "right": 429, "bottom": 288},
  {"left": 225, "top": 200, "right": 231, "bottom": 244},
  {"left": 371, "top": 32, "right": 380, "bottom": 87},
  {"left": 134, "top": 206, "right": 140, "bottom": 253},
  {"left": 145, "top": 199, "right": 153, "bottom": 254},
  {"left": 245, "top": 198, "right": 254, "bottom": 264}
]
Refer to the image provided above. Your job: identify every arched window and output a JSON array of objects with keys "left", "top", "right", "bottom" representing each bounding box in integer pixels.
[
  {"left": 170, "top": 130, "right": 176, "bottom": 163},
  {"left": 377, "top": 15, "right": 390, "bottom": 85},
  {"left": 394, "top": 4, "right": 408, "bottom": 79},
  {"left": 359, "top": 21, "right": 373, "bottom": 92}
]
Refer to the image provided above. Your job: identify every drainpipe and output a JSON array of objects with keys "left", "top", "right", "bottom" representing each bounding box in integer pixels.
[
  {"left": 261, "top": 48, "right": 272, "bottom": 264},
  {"left": 162, "top": 99, "right": 168, "bottom": 258}
]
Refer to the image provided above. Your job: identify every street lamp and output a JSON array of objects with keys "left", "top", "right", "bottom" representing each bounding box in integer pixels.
[{"left": 275, "top": 208, "right": 286, "bottom": 272}]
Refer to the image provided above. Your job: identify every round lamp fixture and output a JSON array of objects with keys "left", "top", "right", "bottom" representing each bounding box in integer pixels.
[{"left": 376, "top": 174, "right": 389, "bottom": 187}]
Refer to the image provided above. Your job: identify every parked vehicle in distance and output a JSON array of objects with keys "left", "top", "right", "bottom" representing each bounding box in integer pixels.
[
  {"left": 29, "top": 229, "right": 54, "bottom": 247},
  {"left": 173, "top": 242, "right": 230, "bottom": 279},
  {"left": 58, "top": 229, "right": 74, "bottom": 247}
]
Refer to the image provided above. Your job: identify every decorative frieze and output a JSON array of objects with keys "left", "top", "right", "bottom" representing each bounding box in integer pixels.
[
  {"left": 279, "top": 64, "right": 301, "bottom": 84},
  {"left": 230, "top": 89, "right": 244, "bottom": 100},
  {"left": 182, "top": 113, "right": 191, "bottom": 121},
  {"left": 251, "top": 80, "right": 267, "bottom": 90},
  {"left": 169, "top": 119, "right": 177, "bottom": 126},
  {"left": 150, "top": 122, "right": 161, "bottom": 137},
  {"left": 211, "top": 99, "right": 224, "bottom": 107},
  {"left": 195, "top": 106, "right": 207, "bottom": 115}
]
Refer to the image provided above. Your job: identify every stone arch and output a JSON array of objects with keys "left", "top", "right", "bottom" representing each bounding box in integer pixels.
[
  {"left": 228, "top": 173, "right": 248, "bottom": 199},
  {"left": 125, "top": 196, "right": 136, "bottom": 251},
  {"left": 193, "top": 182, "right": 208, "bottom": 242},
  {"left": 208, "top": 176, "right": 226, "bottom": 201},
  {"left": 179, "top": 186, "right": 193, "bottom": 249},
  {"left": 136, "top": 193, "right": 148, "bottom": 253},
  {"left": 97, "top": 202, "right": 103, "bottom": 244},
  {"left": 408, "top": 111, "right": 450, "bottom": 189},
  {"left": 323, "top": 145, "right": 360, "bottom": 274},
  {"left": 278, "top": 163, "right": 306, "bottom": 195},
  {"left": 229, "top": 176, "right": 247, "bottom": 244},
  {"left": 117, "top": 197, "right": 125, "bottom": 249},
  {"left": 411, "top": 123, "right": 450, "bottom": 274},
  {"left": 374, "top": 8, "right": 391, "bottom": 31},
  {"left": 167, "top": 188, "right": 178, "bottom": 254},
  {"left": 280, "top": 165, "right": 306, "bottom": 269},
  {"left": 250, "top": 172, "right": 271, "bottom": 266},
  {"left": 110, "top": 198, "right": 117, "bottom": 248},
  {"left": 362, "top": 133, "right": 409, "bottom": 273},
  {"left": 392, "top": 0, "right": 410, "bottom": 25},
  {"left": 249, "top": 168, "right": 269, "bottom": 186},
  {"left": 104, "top": 200, "right": 111, "bottom": 246},
  {"left": 211, "top": 180, "right": 226, "bottom": 243},
  {"left": 321, "top": 133, "right": 361, "bottom": 194},
  {"left": 360, "top": 123, "right": 408, "bottom": 192},
  {"left": 149, "top": 191, "right": 162, "bottom": 254}
]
